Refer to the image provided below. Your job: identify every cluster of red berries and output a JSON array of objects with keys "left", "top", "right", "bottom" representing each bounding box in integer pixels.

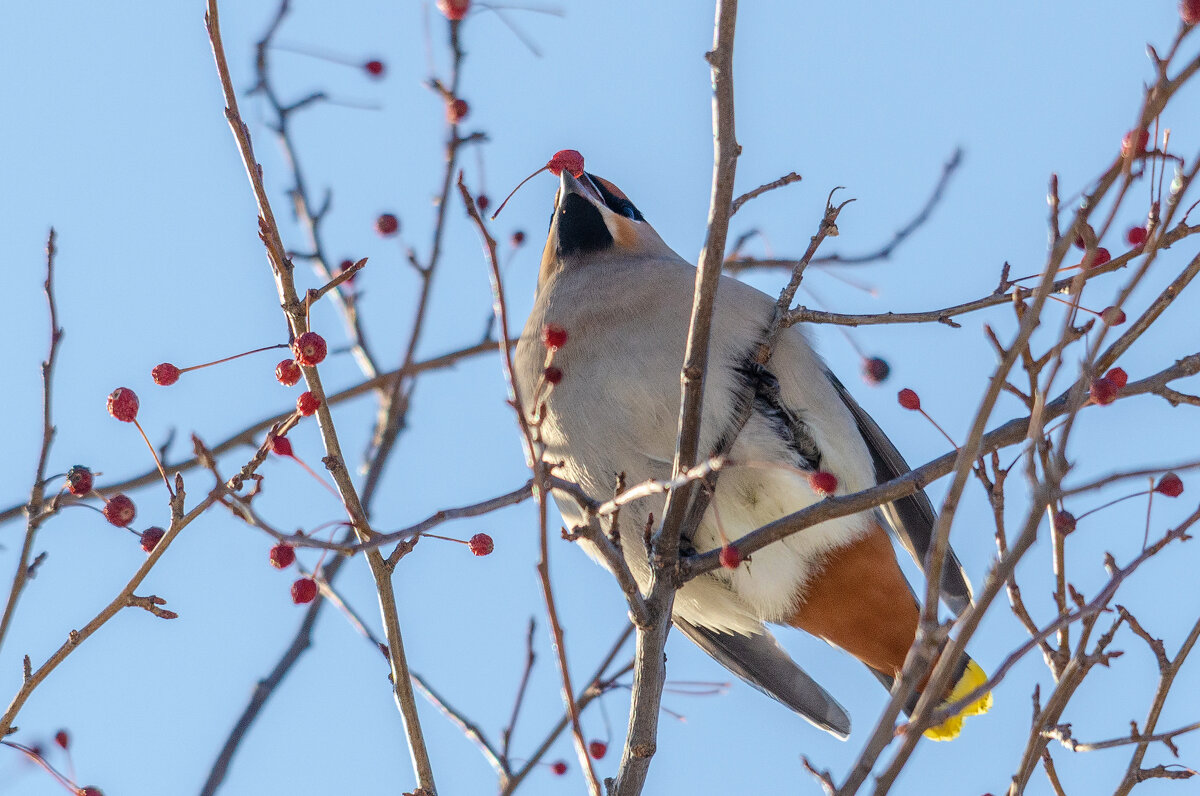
[
  {"left": 541, "top": 324, "right": 568, "bottom": 386},
  {"left": 274, "top": 331, "right": 327, "bottom": 416},
  {"left": 1090, "top": 366, "right": 1127, "bottom": 406}
]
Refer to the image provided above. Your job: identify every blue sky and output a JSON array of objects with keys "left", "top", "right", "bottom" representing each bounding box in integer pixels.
[{"left": 1, "top": 2, "right": 1198, "bottom": 794}]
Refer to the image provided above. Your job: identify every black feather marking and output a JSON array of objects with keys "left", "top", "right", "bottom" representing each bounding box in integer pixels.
[
  {"left": 729, "top": 359, "right": 823, "bottom": 471},
  {"left": 555, "top": 192, "right": 613, "bottom": 256}
]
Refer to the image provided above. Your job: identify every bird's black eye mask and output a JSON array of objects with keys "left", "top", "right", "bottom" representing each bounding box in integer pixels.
[{"left": 587, "top": 173, "right": 645, "bottom": 221}]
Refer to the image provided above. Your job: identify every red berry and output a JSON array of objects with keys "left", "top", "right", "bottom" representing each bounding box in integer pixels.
[
  {"left": 291, "top": 577, "right": 318, "bottom": 604},
  {"left": 1104, "top": 367, "right": 1128, "bottom": 389},
  {"left": 1126, "top": 226, "right": 1148, "bottom": 246},
  {"left": 1155, "top": 473, "right": 1184, "bottom": 498},
  {"left": 547, "top": 150, "right": 585, "bottom": 178},
  {"left": 1101, "top": 306, "right": 1126, "bottom": 326},
  {"left": 719, "top": 544, "right": 741, "bottom": 569},
  {"left": 588, "top": 740, "right": 608, "bottom": 759},
  {"left": 468, "top": 532, "right": 494, "bottom": 556},
  {"left": 152, "top": 363, "right": 180, "bottom": 386},
  {"left": 275, "top": 359, "right": 302, "bottom": 387},
  {"left": 1073, "top": 234, "right": 1086, "bottom": 250},
  {"left": 297, "top": 391, "right": 321, "bottom": 416},
  {"left": 54, "top": 730, "right": 69, "bottom": 749},
  {"left": 1122, "top": 129, "right": 1150, "bottom": 157},
  {"left": 862, "top": 356, "right": 890, "bottom": 385},
  {"left": 807, "top": 471, "right": 838, "bottom": 497},
  {"left": 1089, "top": 377, "right": 1118, "bottom": 406},
  {"left": 511, "top": 230, "right": 526, "bottom": 247},
  {"left": 544, "top": 366, "right": 563, "bottom": 385},
  {"left": 1053, "top": 510, "right": 1076, "bottom": 534},
  {"left": 447, "top": 98, "right": 469, "bottom": 124},
  {"left": 898, "top": 388, "right": 921, "bottom": 411},
  {"left": 364, "top": 59, "right": 385, "bottom": 77},
  {"left": 107, "top": 387, "right": 139, "bottom": 422},
  {"left": 550, "top": 760, "right": 568, "bottom": 776},
  {"left": 1185, "top": 0, "right": 1200, "bottom": 26},
  {"left": 140, "top": 526, "right": 166, "bottom": 553},
  {"left": 103, "top": 494, "right": 136, "bottom": 527},
  {"left": 270, "top": 543, "right": 296, "bottom": 569},
  {"left": 437, "top": 0, "right": 470, "bottom": 20},
  {"left": 476, "top": 194, "right": 490, "bottom": 212},
  {"left": 542, "top": 323, "right": 568, "bottom": 349},
  {"left": 79, "top": 789, "right": 103, "bottom": 796},
  {"left": 271, "top": 436, "right": 294, "bottom": 457},
  {"left": 375, "top": 213, "right": 400, "bottom": 237},
  {"left": 66, "top": 465, "right": 94, "bottom": 497},
  {"left": 293, "top": 332, "right": 327, "bottom": 366},
  {"left": 1087, "top": 247, "right": 1111, "bottom": 268}
]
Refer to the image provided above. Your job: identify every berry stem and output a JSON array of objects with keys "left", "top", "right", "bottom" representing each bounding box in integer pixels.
[
  {"left": 918, "top": 409, "right": 959, "bottom": 451},
  {"left": 177, "top": 342, "right": 290, "bottom": 374},
  {"left": 284, "top": 452, "right": 342, "bottom": 501},
  {"left": 1073, "top": 489, "right": 1152, "bottom": 522},
  {"left": 133, "top": 420, "right": 174, "bottom": 496}
]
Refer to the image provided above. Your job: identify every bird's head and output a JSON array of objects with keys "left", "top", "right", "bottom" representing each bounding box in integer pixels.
[{"left": 539, "top": 170, "right": 677, "bottom": 284}]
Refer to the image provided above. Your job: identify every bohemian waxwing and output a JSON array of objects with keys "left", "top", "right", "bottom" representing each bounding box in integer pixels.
[{"left": 513, "top": 168, "right": 992, "bottom": 739}]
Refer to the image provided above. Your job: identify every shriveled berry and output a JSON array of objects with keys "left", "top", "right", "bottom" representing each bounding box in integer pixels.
[
  {"left": 550, "top": 760, "right": 568, "bottom": 776},
  {"left": 291, "top": 577, "right": 318, "bottom": 604},
  {"left": 437, "top": 0, "right": 470, "bottom": 20},
  {"left": 542, "top": 323, "right": 568, "bottom": 349},
  {"left": 275, "top": 359, "right": 302, "bottom": 386},
  {"left": 589, "top": 740, "right": 608, "bottom": 759},
  {"left": 140, "top": 526, "right": 166, "bottom": 553},
  {"left": 1122, "top": 129, "right": 1150, "bottom": 157},
  {"left": 547, "top": 150, "right": 585, "bottom": 178},
  {"left": 66, "top": 465, "right": 94, "bottom": 497},
  {"left": 476, "top": 194, "right": 490, "bottom": 212},
  {"left": 297, "top": 392, "right": 321, "bottom": 416},
  {"left": 270, "top": 543, "right": 296, "bottom": 569},
  {"left": 107, "top": 387, "right": 139, "bottom": 422},
  {"left": 808, "top": 471, "right": 838, "bottom": 497},
  {"left": 375, "top": 213, "right": 400, "bottom": 237},
  {"left": 898, "top": 388, "right": 921, "bottom": 411},
  {"left": 54, "top": 730, "right": 69, "bottom": 749},
  {"left": 447, "top": 98, "right": 469, "bottom": 124},
  {"left": 511, "top": 230, "right": 526, "bottom": 246},
  {"left": 293, "top": 332, "right": 327, "bottom": 366},
  {"left": 544, "top": 366, "right": 563, "bottom": 385},
  {"left": 271, "top": 436, "right": 294, "bottom": 457},
  {"left": 1185, "top": 0, "right": 1200, "bottom": 25},
  {"left": 1101, "top": 306, "right": 1126, "bottom": 326},
  {"left": 1126, "top": 226, "right": 1148, "bottom": 246},
  {"left": 103, "top": 494, "right": 136, "bottom": 527},
  {"left": 152, "top": 363, "right": 180, "bottom": 386},
  {"left": 862, "top": 357, "right": 890, "bottom": 385},
  {"left": 468, "top": 532, "right": 494, "bottom": 556},
  {"left": 1053, "top": 510, "right": 1076, "bottom": 534},
  {"left": 364, "top": 59, "right": 385, "bottom": 77},
  {"left": 1104, "top": 367, "right": 1128, "bottom": 389},
  {"left": 719, "top": 544, "right": 741, "bottom": 569},
  {"left": 1155, "top": 473, "right": 1184, "bottom": 498},
  {"left": 1087, "top": 248, "right": 1112, "bottom": 268},
  {"left": 1090, "top": 377, "right": 1118, "bottom": 406}
]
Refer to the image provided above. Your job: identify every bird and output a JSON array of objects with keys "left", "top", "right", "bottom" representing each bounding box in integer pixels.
[{"left": 512, "top": 163, "right": 992, "bottom": 740}]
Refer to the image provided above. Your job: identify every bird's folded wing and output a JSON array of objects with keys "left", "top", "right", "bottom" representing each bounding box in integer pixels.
[
  {"left": 825, "top": 370, "right": 973, "bottom": 616},
  {"left": 674, "top": 618, "right": 851, "bottom": 738}
]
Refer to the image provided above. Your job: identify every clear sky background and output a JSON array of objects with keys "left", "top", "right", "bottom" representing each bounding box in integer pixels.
[{"left": 1, "top": 2, "right": 1198, "bottom": 795}]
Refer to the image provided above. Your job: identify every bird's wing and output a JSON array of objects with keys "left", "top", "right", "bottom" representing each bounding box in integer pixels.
[
  {"left": 674, "top": 618, "right": 851, "bottom": 738},
  {"left": 825, "top": 371, "right": 974, "bottom": 616}
]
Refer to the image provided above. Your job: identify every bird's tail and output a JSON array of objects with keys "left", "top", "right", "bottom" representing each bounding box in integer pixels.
[{"left": 922, "top": 657, "right": 992, "bottom": 741}]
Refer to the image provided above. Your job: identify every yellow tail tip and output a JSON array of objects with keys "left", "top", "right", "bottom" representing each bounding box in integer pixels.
[{"left": 923, "top": 659, "right": 992, "bottom": 741}]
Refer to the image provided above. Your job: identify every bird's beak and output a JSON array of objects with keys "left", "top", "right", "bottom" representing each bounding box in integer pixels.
[{"left": 558, "top": 170, "right": 604, "bottom": 209}]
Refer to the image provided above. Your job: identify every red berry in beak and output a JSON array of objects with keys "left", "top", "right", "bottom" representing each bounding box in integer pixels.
[
  {"left": 293, "top": 332, "right": 327, "bottom": 366},
  {"left": 107, "top": 387, "right": 139, "bottom": 422},
  {"left": 375, "top": 213, "right": 400, "bottom": 237},
  {"left": 898, "top": 388, "right": 921, "bottom": 411},
  {"left": 468, "top": 533, "right": 494, "bottom": 556},
  {"left": 270, "top": 543, "right": 297, "bottom": 569},
  {"left": 152, "top": 363, "right": 181, "bottom": 386},
  {"left": 103, "top": 494, "right": 137, "bottom": 527},
  {"left": 291, "top": 577, "right": 318, "bottom": 604},
  {"left": 66, "top": 465, "right": 94, "bottom": 496},
  {"left": 297, "top": 392, "right": 321, "bottom": 417},
  {"left": 140, "top": 526, "right": 166, "bottom": 553},
  {"left": 547, "top": 150, "right": 585, "bottom": 178},
  {"left": 275, "top": 359, "right": 302, "bottom": 386}
]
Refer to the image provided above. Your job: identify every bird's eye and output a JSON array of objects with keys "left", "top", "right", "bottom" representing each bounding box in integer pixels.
[{"left": 619, "top": 203, "right": 639, "bottom": 220}]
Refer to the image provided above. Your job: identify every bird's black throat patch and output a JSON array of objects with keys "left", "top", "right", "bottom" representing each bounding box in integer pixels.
[{"left": 555, "top": 192, "right": 613, "bottom": 256}]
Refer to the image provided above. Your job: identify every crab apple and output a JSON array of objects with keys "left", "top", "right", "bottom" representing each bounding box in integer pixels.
[
  {"left": 1087, "top": 247, "right": 1112, "bottom": 268},
  {"left": 79, "top": 789, "right": 104, "bottom": 796},
  {"left": 447, "top": 98, "right": 469, "bottom": 124},
  {"left": 271, "top": 436, "right": 294, "bottom": 457},
  {"left": 140, "top": 527, "right": 166, "bottom": 553},
  {"left": 375, "top": 212, "right": 400, "bottom": 237},
  {"left": 476, "top": 194, "right": 490, "bottom": 212},
  {"left": 275, "top": 359, "right": 302, "bottom": 386},
  {"left": 589, "top": 740, "right": 608, "bottom": 759},
  {"left": 808, "top": 471, "right": 838, "bottom": 496},
  {"left": 1185, "top": 0, "right": 1200, "bottom": 25},
  {"left": 862, "top": 356, "right": 890, "bottom": 385},
  {"left": 547, "top": 149, "right": 585, "bottom": 178},
  {"left": 1089, "top": 377, "right": 1118, "bottom": 406},
  {"left": 1155, "top": 473, "right": 1184, "bottom": 498},
  {"left": 1053, "top": 510, "right": 1076, "bottom": 534},
  {"left": 54, "top": 730, "right": 69, "bottom": 749},
  {"left": 1101, "top": 306, "right": 1126, "bottom": 326},
  {"left": 103, "top": 494, "right": 136, "bottom": 527},
  {"left": 511, "top": 230, "right": 526, "bottom": 246},
  {"left": 293, "top": 332, "right": 327, "bottom": 366},
  {"left": 543, "top": 366, "right": 563, "bottom": 385},
  {"left": 1104, "top": 367, "right": 1128, "bottom": 389},
  {"left": 152, "top": 363, "right": 180, "bottom": 386},
  {"left": 270, "top": 543, "right": 297, "bottom": 569},
  {"left": 437, "top": 0, "right": 469, "bottom": 20},
  {"left": 291, "top": 578, "right": 318, "bottom": 604},
  {"left": 1122, "top": 129, "right": 1150, "bottom": 157},
  {"left": 65, "top": 465, "right": 94, "bottom": 496},
  {"left": 898, "top": 388, "right": 921, "bottom": 411},
  {"left": 1126, "top": 226, "right": 1148, "bottom": 246},
  {"left": 364, "top": 59, "right": 384, "bottom": 77},
  {"left": 542, "top": 323, "right": 568, "bottom": 349},
  {"left": 719, "top": 544, "right": 741, "bottom": 569},
  {"left": 297, "top": 392, "right": 321, "bottom": 416},
  {"left": 107, "top": 387, "right": 139, "bottom": 422},
  {"left": 468, "top": 533, "right": 494, "bottom": 556},
  {"left": 550, "top": 760, "right": 568, "bottom": 776}
]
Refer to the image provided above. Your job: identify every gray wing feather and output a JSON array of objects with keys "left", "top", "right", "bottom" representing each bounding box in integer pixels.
[
  {"left": 674, "top": 618, "right": 851, "bottom": 738},
  {"left": 825, "top": 371, "right": 974, "bottom": 616}
]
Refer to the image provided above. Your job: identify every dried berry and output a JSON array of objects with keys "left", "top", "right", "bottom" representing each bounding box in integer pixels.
[
  {"left": 1104, "top": 367, "right": 1128, "bottom": 389},
  {"left": 152, "top": 363, "right": 180, "bottom": 386},
  {"left": 476, "top": 194, "right": 490, "bottom": 212},
  {"left": 270, "top": 544, "right": 296, "bottom": 569},
  {"left": 588, "top": 740, "right": 608, "bottom": 759},
  {"left": 807, "top": 471, "right": 838, "bottom": 497},
  {"left": 447, "top": 98, "right": 469, "bottom": 124},
  {"left": 297, "top": 392, "right": 321, "bottom": 417},
  {"left": 375, "top": 213, "right": 400, "bottom": 237},
  {"left": 1089, "top": 377, "right": 1118, "bottom": 406},
  {"left": 1053, "top": 510, "right": 1076, "bottom": 534},
  {"left": 511, "top": 230, "right": 526, "bottom": 247},
  {"left": 542, "top": 324, "right": 568, "bottom": 349},
  {"left": 271, "top": 436, "right": 294, "bottom": 457},
  {"left": 1185, "top": 0, "right": 1200, "bottom": 25},
  {"left": 437, "top": 0, "right": 470, "bottom": 20},
  {"left": 54, "top": 730, "right": 69, "bottom": 749},
  {"left": 1087, "top": 247, "right": 1112, "bottom": 268},
  {"left": 291, "top": 578, "right": 318, "bottom": 604},
  {"left": 107, "top": 387, "right": 139, "bottom": 422},
  {"left": 1155, "top": 473, "right": 1184, "bottom": 498},
  {"left": 364, "top": 59, "right": 384, "bottom": 77},
  {"left": 103, "top": 494, "right": 136, "bottom": 527},
  {"left": 898, "top": 388, "right": 921, "bottom": 411},
  {"left": 550, "top": 760, "right": 568, "bottom": 776},
  {"left": 862, "top": 356, "right": 890, "bottom": 385},
  {"left": 468, "top": 533, "right": 494, "bottom": 556},
  {"left": 1122, "top": 129, "right": 1150, "bottom": 157},
  {"left": 719, "top": 544, "right": 741, "bottom": 570},
  {"left": 293, "top": 332, "right": 328, "bottom": 366},
  {"left": 547, "top": 150, "right": 585, "bottom": 178},
  {"left": 1100, "top": 306, "right": 1126, "bottom": 326},
  {"left": 1126, "top": 226, "right": 1148, "bottom": 246},
  {"left": 543, "top": 366, "right": 563, "bottom": 385},
  {"left": 275, "top": 359, "right": 302, "bottom": 386},
  {"left": 140, "top": 527, "right": 166, "bottom": 553},
  {"left": 66, "top": 465, "right": 94, "bottom": 497}
]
